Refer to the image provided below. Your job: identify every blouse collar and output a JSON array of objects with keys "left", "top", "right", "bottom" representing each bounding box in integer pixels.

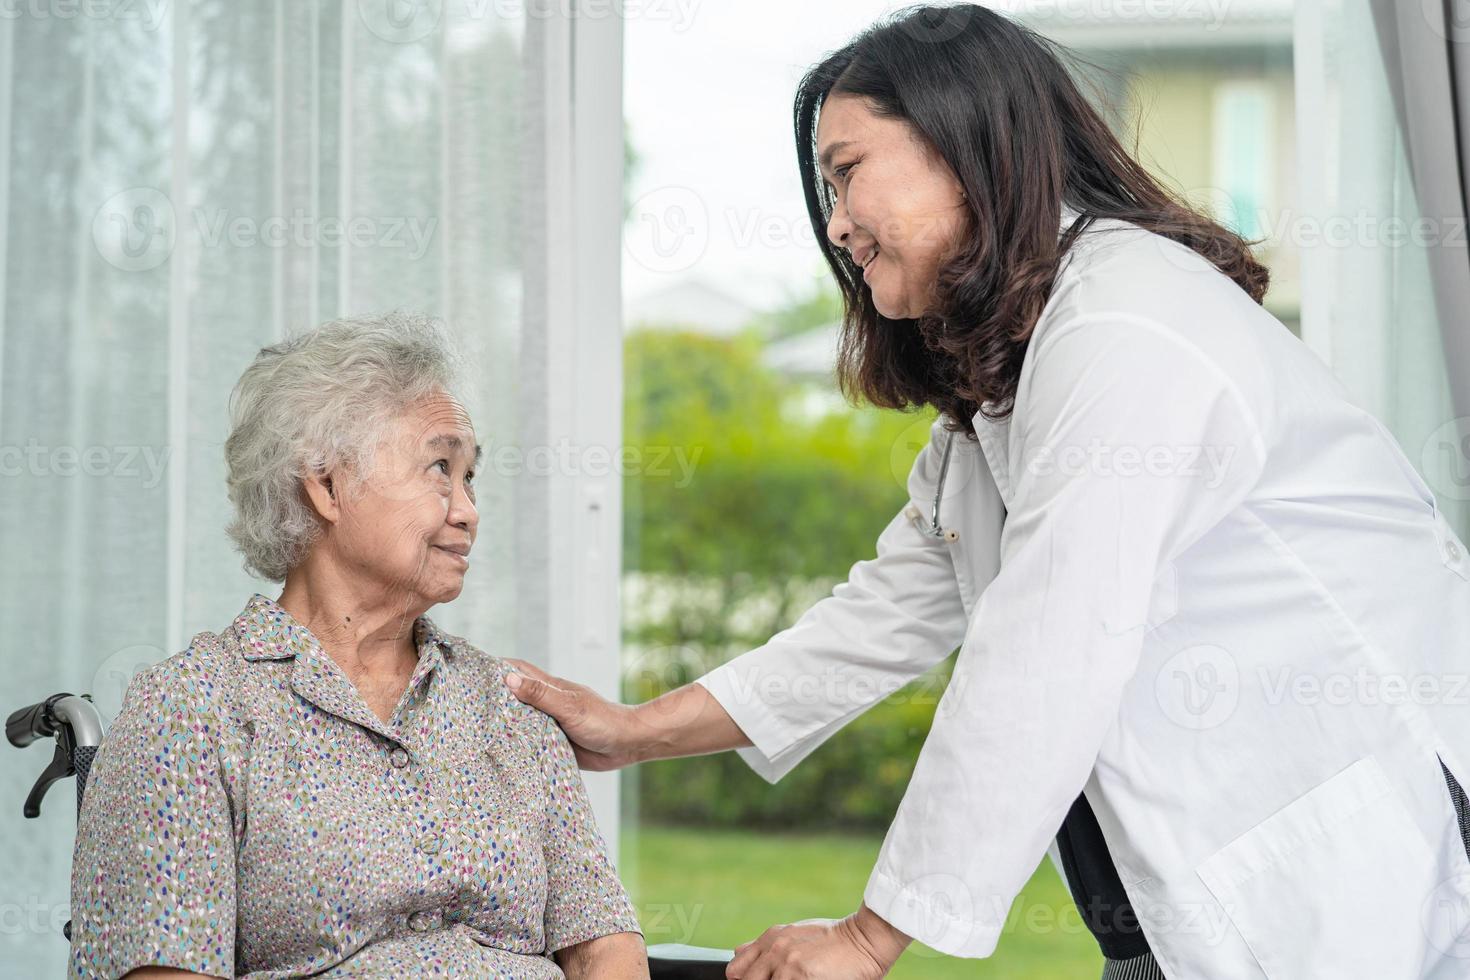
[{"left": 235, "top": 593, "right": 451, "bottom": 664}]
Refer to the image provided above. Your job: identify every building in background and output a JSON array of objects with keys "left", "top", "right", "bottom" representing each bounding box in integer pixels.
[{"left": 1022, "top": 0, "right": 1298, "bottom": 331}]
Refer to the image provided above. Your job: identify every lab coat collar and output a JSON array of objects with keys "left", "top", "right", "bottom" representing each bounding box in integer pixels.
[{"left": 967, "top": 202, "right": 1083, "bottom": 491}]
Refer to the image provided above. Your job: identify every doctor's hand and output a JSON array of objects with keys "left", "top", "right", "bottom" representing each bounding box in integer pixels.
[
  {"left": 503, "top": 659, "right": 639, "bottom": 770},
  {"left": 726, "top": 905, "right": 910, "bottom": 980},
  {"left": 504, "top": 658, "right": 755, "bottom": 771}
]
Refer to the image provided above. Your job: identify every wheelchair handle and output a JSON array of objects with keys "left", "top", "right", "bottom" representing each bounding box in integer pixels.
[
  {"left": 7, "top": 693, "right": 104, "bottom": 818},
  {"left": 8, "top": 693, "right": 103, "bottom": 749}
]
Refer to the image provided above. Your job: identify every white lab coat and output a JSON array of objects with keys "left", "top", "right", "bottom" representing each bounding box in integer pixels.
[{"left": 696, "top": 205, "right": 1470, "bottom": 977}]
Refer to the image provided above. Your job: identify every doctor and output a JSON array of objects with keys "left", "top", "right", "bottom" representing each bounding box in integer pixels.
[{"left": 508, "top": 5, "right": 1470, "bottom": 978}]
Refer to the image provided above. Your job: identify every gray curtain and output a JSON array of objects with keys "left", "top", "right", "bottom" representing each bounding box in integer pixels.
[
  {"left": 1371, "top": 0, "right": 1470, "bottom": 514},
  {"left": 0, "top": 2, "right": 546, "bottom": 974},
  {"left": 1293, "top": 0, "right": 1470, "bottom": 536}
]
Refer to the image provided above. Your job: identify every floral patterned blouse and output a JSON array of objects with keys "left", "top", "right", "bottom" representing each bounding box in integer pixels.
[{"left": 68, "top": 593, "right": 642, "bottom": 979}]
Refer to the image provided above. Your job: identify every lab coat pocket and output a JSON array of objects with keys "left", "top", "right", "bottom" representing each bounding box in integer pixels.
[{"left": 1195, "top": 755, "right": 1437, "bottom": 979}]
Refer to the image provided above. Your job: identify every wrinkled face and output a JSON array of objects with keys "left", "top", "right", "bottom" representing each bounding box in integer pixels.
[
  {"left": 816, "top": 91, "right": 970, "bottom": 319},
  {"left": 333, "top": 392, "right": 480, "bottom": 607}
]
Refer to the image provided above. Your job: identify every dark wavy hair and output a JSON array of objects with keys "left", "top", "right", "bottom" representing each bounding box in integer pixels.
[{"left": 795, "top": 4, "right": 1271, "bottom": 436}]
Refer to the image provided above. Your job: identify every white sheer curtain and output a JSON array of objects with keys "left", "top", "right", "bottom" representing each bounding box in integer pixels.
[
  {"left": 0, "top": 2, "right": 609, "bottom": 973},
  {"left": 1295, "top": 0, "right": 1470, "bottom": 537}
]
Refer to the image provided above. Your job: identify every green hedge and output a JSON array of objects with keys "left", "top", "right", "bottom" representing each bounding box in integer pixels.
[
  {"left": 622, "top": 326, "right": 952, "bottom": 830},
  {"left": 624, "top": 663, "right": 954, "bottom": 832}
]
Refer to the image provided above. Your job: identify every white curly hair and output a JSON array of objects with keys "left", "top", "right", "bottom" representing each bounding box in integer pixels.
[{"left": 223, "top": 312, "right": 468, "bottom": 582}]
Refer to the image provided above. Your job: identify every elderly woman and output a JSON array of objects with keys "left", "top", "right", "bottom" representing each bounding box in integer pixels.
[{"left": 67, "top": 314, "right": 647, "bottom": 979}]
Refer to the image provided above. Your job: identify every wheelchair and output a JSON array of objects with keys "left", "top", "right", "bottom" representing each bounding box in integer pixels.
[{"left": 8, "top": 691, "right": 732, "bottom": 980}]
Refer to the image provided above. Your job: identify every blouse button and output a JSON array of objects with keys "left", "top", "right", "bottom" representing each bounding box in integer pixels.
[
  {"left": 418, "top": 832, "right": 444, "bottom": 855},
  {"left": 1448, "top": 539, "right": 1463, "bottom": 563},
  {"left": 389, "top": 746, "right": 410, "bottom": 769},
  {"left": 408, "top": 909, "right": 441, "bottom": 932}
]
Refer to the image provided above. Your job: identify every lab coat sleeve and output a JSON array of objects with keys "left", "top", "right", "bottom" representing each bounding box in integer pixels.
[
  {"left": 862, "top": 313, "right": 1268, "bottom": 958},
  {"left": 695, "top": 418, "right": 994, "bottom": 783}
]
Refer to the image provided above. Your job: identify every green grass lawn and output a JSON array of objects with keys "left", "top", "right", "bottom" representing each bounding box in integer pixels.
[{"left": 622, "top": 824, "right": 1103, "bottom": 979}]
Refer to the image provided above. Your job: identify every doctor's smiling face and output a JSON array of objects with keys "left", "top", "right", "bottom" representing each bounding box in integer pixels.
[{"left": 816, "top": 91, "right": 970, "bottom": 320}]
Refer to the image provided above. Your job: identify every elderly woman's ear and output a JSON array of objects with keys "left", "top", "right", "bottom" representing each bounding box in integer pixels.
[{"left": 302, "top": 470, "right": 339, "bottom": 521}]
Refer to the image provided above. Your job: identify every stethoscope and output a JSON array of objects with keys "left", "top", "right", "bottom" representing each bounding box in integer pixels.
[{"left": 905, "top": 430, "right": 959, "bottom": 542}]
